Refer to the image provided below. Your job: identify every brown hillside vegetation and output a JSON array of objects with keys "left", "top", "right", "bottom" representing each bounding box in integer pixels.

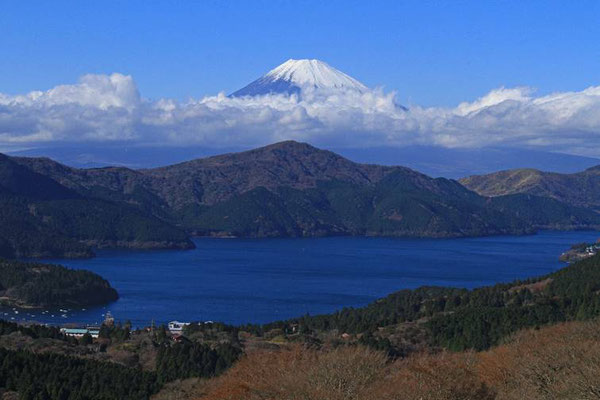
[
  {"left": 154, "top": 319, "right": 600, "bottom": 400},
  {"left": 460, "top": 165, "right": 600, "bottom": 212},
  {"left": 479, "top": 320, "right": 600, "bottom": 399}
]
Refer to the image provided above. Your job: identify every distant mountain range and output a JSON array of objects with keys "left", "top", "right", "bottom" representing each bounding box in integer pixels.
[
  {"left": 11, "top": 144, "right": 600, "bottom": 179},
  {"left": 334, "top": 146, "right": 600, "bottom": 179},
  {"left": 461, "top": 166, "right": 600, "bottom": 213},
  {"left": 2, "top": 141, "right": 599, "bottom": 258}
]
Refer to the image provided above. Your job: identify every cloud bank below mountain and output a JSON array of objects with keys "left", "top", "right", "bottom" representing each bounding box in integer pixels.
[{"left": 1, "top": 73, "right": 600, "bottom": 157}]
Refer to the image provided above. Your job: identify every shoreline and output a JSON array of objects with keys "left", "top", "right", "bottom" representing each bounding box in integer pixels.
[
  {"left": 19, "top": 226, "right": 600, "bottom": 261},
  {"left": 7, "top": 230, "right": 598, "bottom": 330}
]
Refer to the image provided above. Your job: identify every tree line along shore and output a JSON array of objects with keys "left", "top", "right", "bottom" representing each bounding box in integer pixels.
[{"left": 1, "top": 247, "right": 600, "bottom": 398}]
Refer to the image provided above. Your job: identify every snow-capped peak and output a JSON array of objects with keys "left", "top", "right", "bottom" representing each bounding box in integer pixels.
[
  {"left": 265, "top": 59, "right": 368, "bottom": 91},
  {"left": 230, "top": 59, "right": 368, "bottom": 97}
]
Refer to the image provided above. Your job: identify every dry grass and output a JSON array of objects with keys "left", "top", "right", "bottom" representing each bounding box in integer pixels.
[
  {"left": 370, "top": 352, "right": 495, "bottom": 400},
  {"left": 192, "top": 345, "right": 493, "bottom": 400},
  {"left": 150, "top": 319, "right": 600, "bottom": 400},
  {"left": 196, "top": 345, "right": 387, "bottom": 400},
  {"left": 479, "top": 321, "right": 600, "bottom": 399}
]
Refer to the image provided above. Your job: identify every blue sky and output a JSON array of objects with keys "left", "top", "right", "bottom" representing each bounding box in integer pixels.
[
  {"left": 1, "top": 1, "right": 600, "bottom": 160},
  {"left": 2, "top": 0, "right": 599, "bottom": 106}
]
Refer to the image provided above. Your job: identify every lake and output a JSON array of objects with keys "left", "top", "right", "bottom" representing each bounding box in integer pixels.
[{"left": 5, "top": 230, "right": 599, "bottom": 327}]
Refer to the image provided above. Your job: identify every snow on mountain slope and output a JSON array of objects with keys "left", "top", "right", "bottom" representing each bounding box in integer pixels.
[
  {"left": 230, "top": 59, "right": 368, "bottom": 97},
  {"left": 266, "top": 59, "right": 367, "bottom": 91}
]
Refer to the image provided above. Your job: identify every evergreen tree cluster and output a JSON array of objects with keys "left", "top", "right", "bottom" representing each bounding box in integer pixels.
[
  {"left": 98, "top": 321, "right": 131, "bottom": 342},
  {"left": 245, "top": 254, "right": 600, "bottom": 352},
  {"left": 0, "top": 348, "right": 159, "bottom": 400},
  {"left": 0, "top": 320, "right": 242, "bottom": 398},
  {"left": 0, "top": 320, "right": 66, "bottom": 341},
  {"left": 0, "top": 259, "right": 118, "bottom": 307},
  {"left": 156, "top": 341, "right": 241, "bottom": 383}
]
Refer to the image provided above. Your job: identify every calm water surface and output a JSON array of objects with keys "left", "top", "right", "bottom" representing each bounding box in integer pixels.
[{"left": 6, "top": 230, "right": 599, "bottom": 327}]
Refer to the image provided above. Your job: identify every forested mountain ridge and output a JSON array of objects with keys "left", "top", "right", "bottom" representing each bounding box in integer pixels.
[
  {"left": 0, "top": 154, "right": 193, "bottom": 258},
  {"left": 4, "top": 141, "right": 600, "bottom": 255},
  {"left": 460, "top": 165, "right": 600, "bottom": 212},
  {"left": 13, "top": 141, "right": 396, "bottom": 209},
  {"left": 143, "top": 141, "right": 396, "bottom": 206}
]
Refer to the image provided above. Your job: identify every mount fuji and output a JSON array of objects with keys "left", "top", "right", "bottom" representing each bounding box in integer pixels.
[{"left": 230, "top": 59, "right": 369, "bottom": 97}]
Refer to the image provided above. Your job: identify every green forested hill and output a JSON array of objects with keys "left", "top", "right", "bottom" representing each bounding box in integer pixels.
[
  {"left": 251, "top": 253, "right": 600, "bottom": 353},
  {"left": 487, "top": 193, "right": 600, "bottom": 229},
  {"left": 3, "top": 141, "right": 599, "bottom": 257},
  {"left": 0, "top": 258, "right": 118, "bottom": 307},
  {"left": 0, "top": 348, "right": 159, "bottom": 399},
  {"left": 0, "top": 155, "right": 193, "bottom": 258},
  {"left": 187, "top": 172, "right": 539, "bottom": 238}
]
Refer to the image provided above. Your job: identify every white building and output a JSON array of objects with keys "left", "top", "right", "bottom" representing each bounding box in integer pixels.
[
  {"left": 61, "top": 327, "right": 100, "bottom": 338},
  {"left": 168, "top": 321, "right": 190, "bottom": 333}
]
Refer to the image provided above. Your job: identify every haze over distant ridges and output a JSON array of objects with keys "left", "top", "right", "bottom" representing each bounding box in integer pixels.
[{"left": 9, "top": 144, "right": 600, "bottom": 179}]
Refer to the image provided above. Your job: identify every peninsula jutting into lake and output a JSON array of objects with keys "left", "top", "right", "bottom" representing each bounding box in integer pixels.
[{"left": 2, "top": 231, "right": 600, "bottom": 399}]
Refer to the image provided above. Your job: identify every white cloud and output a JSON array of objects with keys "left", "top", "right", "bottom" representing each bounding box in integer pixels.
[
  {"left": 1, "top": 73, "right": 600, "bottom": 156},
  {"left": 0, "top": 73, "right": 140, "bottom": 110}
]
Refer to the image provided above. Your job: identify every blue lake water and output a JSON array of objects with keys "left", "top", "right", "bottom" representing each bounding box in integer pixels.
[{"left": 5, "top": 230, "right": 599, "bottom": 328}]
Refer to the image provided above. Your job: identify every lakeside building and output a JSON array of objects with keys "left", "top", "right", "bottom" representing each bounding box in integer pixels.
[
  {"left": 61, "top": 327, "right": 100, "bottom": 338},
  {"left": 168, "top": 321, "right": 190, "bottom": 333},
  {"left": 104, "top": 311, "right": 114, "bottom": 327},
  {"left": 585, "top": 243, "right": 600, "bottom": 255},
  {"left": 60, "top": 314, "right": 110, "bottom": 339}
]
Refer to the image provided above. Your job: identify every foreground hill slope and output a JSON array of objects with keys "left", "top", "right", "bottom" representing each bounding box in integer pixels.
[
  {"left": 188, "top": 319, "right": 600, "bottom": 400},
  {"left": 160, "top": 252, "right": 600, "bottom": 399},
  {"left": 460, "top": 165, "right": 600, "bottom": 212},
  {"left": 8, "top": 141, "right": 600, "bottom": 247},
  {"left": 252, "top": 252, "right": 600, "bottom": 352},
  {"left": 3, "top": 251, "right": 600, "bottom": 399}
]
